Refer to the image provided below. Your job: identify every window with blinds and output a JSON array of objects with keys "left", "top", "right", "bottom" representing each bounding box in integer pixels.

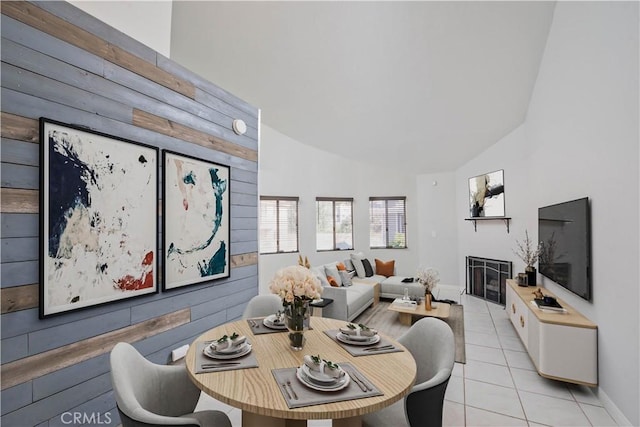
[
  {"left": 369, "top": 197, "right": 407, "bottom": 249},
  {"left": 316, "top": 197, "right": 354, "bottom": 251},
  {"left": 259, "top": 196, "right": 299, "bottom": 254}
]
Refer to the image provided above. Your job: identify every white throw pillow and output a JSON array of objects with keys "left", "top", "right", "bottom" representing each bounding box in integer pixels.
[
  {"left": 339, "top": 271, "right": 353, "bottom": 287},
  {"left": 311, "top": 267, "right": 330, "bottom": 287},
  {"left": 324, "top": 264, "right": 342, "bottom": 286},
  {"left": 343, "top": 259, "right": 355, "bottom": 272},
  {"left": 350, "top": 252, "right": 366, "bottom": 278}
]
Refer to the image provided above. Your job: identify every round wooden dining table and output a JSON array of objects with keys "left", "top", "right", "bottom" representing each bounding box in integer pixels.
[{"left": 186, "top": 316, "right": 417, "bottom": 427}]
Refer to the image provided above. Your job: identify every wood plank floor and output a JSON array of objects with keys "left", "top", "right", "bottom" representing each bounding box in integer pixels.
[{"left": 354, "top": 299, "right": 466, "bottom": 364}]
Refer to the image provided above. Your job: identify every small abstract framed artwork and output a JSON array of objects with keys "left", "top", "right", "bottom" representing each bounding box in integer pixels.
[
  {"left": 162, "top": 150, "right": 230, "bottom": 290},
  {"left": 468, "top": 169, "right": 505, "bottom": 217},
  {"left": 40, "top": 118, "right": 159, "bottom": 318}
]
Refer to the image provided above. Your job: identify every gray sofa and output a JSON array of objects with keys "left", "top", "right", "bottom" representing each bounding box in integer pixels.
[
  {"left": 310, "top": 262, "right": 374, "bottom": 322},
  {"left": 320, "top": 283, "right": 374, "bottom": 321},
  {"left": 353, "top": 275, "right": 424, "bottom": 300},
  {"left": 310, "top": 258, "right": 425, "bottom": 321}
]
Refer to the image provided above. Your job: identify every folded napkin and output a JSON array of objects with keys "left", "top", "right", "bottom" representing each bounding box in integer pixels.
[
  {"left": 210, "top": 333, "right": 246, "bottom": 352},
  {"left": 339, "top": 323, "right": 378, "bottom": 338},
  {"left": 303, "top": 354, "right": 342, "bottom": 379},
  {"left": 269, "top": 313, "right": 284, "bottom": 325}
]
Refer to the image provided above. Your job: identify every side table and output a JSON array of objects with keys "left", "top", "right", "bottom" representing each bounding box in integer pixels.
[{"left": 309, "top": 298, "right": 333, "bottom": 317}]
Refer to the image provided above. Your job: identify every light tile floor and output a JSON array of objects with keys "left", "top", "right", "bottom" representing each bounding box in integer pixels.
[{"left": 196, "top": 291, "right": 618, "bottom": 426}]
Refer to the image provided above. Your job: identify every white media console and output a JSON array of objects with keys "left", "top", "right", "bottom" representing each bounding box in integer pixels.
[{"left": 505, "top": 279, "right": 598, "bottom": 386}]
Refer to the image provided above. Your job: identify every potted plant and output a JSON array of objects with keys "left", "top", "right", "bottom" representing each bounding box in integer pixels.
[{"left": 514, "top": 230, "right": 541, "bottom": 286}]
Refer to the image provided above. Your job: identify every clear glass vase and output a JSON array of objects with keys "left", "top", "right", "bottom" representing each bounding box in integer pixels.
[{"left": 283, "top": 300, "right": 311, "bottom": 351}]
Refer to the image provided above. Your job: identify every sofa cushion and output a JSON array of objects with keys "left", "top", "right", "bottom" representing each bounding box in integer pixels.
[
  {"left": 339, "top": 271, "right": 353, "bottom": 286},
  {"left": 324, "top": 264, "right": 343, "bottom": 286},
  {"left": 350, "top": 253, "right": 366, "bottom": 277},
  {"left": 362, "top": 259, "right": 374, "bottom": 277},
  {"left": 311, "top": 267, "right": 330, "bottom": 287},
  {"left": 352, "top": 275, "right": 385, "bottom": 285},
  {"left": 336, "top": 262, "right": 346, "bottom": 271},
  {"left": 345, "top": 285, "right": 373, "bottom": 317},
  {"left": 327, "top": 276, "right": 339, "bottom": 287},
  {"left": 343, "top": 259, "right": 355, "bottom": 272},
  {"left": 381, "top": 276, "right": 424, "bottom": 298},
  {"left": 375, "top": 259, "right": 395, "bottom": 277}
]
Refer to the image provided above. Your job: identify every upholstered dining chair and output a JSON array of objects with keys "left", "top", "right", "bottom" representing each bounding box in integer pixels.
[
  {"left": 242, "top": 294, "right": 283, "bottom": 318},
  {"left": 362, "top": 317, "right": 455, "bottom": 427},
  {"left": 110, "top": 342, "right": 232, "bottom": 427}
]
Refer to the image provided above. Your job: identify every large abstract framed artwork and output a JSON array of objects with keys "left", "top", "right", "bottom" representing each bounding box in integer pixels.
[
  {"left": 468, "top": 169, "right": 505, "bottom": 217},
  {"left": 163, "top": 151, "right": 230, "bottom": 290},
  {"left": 40, "top": 118, "right": 159, "bottom": 318}
]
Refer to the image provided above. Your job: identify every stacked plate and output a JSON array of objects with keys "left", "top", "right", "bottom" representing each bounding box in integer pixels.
[
  {"left": 203, "top": 342, "right": 252, "bottom": 360},
  {"left": 336, "top": 332, "right": 380, "bottom": 346},
  {"left": 296, "top": 364, "right": 350, "bottom": 391},
  {"left": 263, "top": 314, "right": 287, "bottom": 330}
]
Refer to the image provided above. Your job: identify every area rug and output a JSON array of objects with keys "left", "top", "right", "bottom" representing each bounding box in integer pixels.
[{"left": 354, "top": 300, "right": 466, "bottom": 364}]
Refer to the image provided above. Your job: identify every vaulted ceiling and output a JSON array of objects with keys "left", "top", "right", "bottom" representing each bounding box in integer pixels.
[{"left": 169, "top": 1, "right": 556, "bottom": 174}]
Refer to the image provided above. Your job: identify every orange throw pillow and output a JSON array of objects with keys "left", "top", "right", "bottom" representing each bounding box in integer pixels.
[
  {"left": 375, "top": 259, "right": 395, "bottom": 277},
  {"left": 336, "top": 262, "right": 346, "bottom": 271},
  {"left": 327, "top": 275, "right": 339, "bottom": 287}
]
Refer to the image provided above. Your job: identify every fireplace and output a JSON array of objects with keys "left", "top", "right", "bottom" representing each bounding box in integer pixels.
[{"left": 466, "top": 256, "right": 512, "bottom": 305}]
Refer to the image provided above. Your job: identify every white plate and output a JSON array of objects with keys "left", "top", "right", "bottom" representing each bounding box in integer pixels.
[
  {"left": 209, "top": 338, "right": 247, "bottom": 354},
  {"left": 296, "top": 367, "right": 350, "bottom": 391},
  {"left": 203, "top": 343, "right": 252, "bottom": 360},
  {"left": 263, "top": 315, "right": 287, "bottom": 330},
  {"left": 338, "top": 331, "right": 375, "bottom": 341},
  {"left": 336, "top": 332, "right": 380, "bottom": 346},
  {"left": 302, "top": 364, "right": 344, "bottom": 384}
]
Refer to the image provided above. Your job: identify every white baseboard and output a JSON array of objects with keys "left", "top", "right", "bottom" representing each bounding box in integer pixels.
[{"left": 595, "top": 387, "right": 633, "bottom": 426}]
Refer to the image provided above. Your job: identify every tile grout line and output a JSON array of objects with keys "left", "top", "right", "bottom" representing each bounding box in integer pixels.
[{"left": 487, "top": 299, "right": 530, "bottom": 425}]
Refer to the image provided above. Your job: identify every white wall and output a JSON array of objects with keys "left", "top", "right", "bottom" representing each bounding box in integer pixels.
[
  {"left": 456, "top": 125, "right": 534, "bottom": 276},
  {"left": 455, "top": 3, "right": 639, "bottom": 425},
  {"left": 416, "top": 172, "right": 459, "bottom": 286},
  {"left": 69, "top": 1, "right": 173, "bottom": 57},
  {"left": 259, "top": 125, "right": 419, "bottom": 293}
]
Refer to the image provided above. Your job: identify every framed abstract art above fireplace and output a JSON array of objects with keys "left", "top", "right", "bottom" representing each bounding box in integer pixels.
[
  {"left": 162, "top": 151, "right": 230, "bottom": 290},
  {"left": 468, "top": 169, "right": 505, "bottom": 217},
  {"left": 39, "top": 118, "right": 159, "bottom": 318}
]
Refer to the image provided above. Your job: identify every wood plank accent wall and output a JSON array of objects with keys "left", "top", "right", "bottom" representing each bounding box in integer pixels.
[{"left": 0, "top": 2, "right": 260, "bottom": 425}]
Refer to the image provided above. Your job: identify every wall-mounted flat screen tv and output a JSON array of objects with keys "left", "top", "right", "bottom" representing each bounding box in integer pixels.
[{"left": 538, "top": 197, "right": 591, "bottom": 301}]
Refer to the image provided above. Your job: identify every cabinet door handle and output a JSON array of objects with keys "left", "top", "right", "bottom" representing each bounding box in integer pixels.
[
  {"left": 520, "top": 315, "right": 525, "bottom": 328},
  {"left": 512, "top": 303, "right": 516, "bottom": 314}
]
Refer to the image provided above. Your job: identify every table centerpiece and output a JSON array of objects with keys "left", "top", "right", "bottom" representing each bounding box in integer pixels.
[{"left": 269, "top": 265, "right": 322, "bottom": 350}]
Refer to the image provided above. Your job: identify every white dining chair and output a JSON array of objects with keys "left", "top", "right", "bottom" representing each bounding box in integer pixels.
[
  {"left": 110, "top": 342, "right": 232, "bottom": 427},
  {"left": 242, "top": 294, "right": 283, "bottom": 318},
  {"left": 362, "top": 317, "right": 455, "bottom": 427}
]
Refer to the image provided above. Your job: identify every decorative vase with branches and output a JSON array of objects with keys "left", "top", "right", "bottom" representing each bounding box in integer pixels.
[{"left": 514, "top": 230, "right": 541, "bottom": 285}]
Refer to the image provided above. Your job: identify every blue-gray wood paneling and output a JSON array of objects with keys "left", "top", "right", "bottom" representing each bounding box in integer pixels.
[
  {"left": 1, "top": 381, "right": 33, "bottom": 416},
  {"left": 1, "top": 138, "right": 39, "bottom": 167},
  {"left": 1, "top": 334, "right": 28, "bottom": 364},
  {"left": 1, "top": 213, "right": 39, "bottom": 238},
  {"left": 1, "top": 260, "right": 39, "bottom": 288},
  {"left": 1, "top": 2, "right": 260, "bottom": 425}
]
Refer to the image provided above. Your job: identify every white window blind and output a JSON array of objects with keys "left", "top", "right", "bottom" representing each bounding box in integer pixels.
[
  {"left": 316, "top": 197, "right": 353, "bottom": 251},
  {"left": 260, "top": 196, "right": 299, "bottom": 254},
  {"left": 369, "top": 197, "right": 406, "bottom": 249}
]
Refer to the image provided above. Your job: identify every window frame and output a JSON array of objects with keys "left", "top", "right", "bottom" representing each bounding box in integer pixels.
[
  {"left": 259, "top": 196, "right": 299, "bottom": 255},
  {"left": 369, "top": 196, "right": 407, "bottom": 249},
  {"left": 315, "top": 197, "right": 354, "bottom": 252}
]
